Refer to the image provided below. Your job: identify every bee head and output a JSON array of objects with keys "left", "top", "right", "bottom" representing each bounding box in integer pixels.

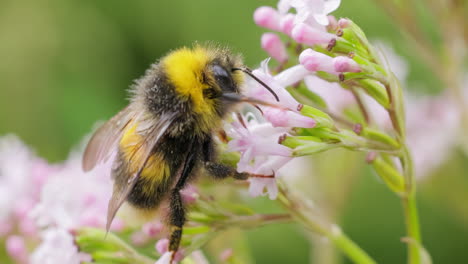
[{"left": 162, "top": 46, "right": 244, "bottom": 117}]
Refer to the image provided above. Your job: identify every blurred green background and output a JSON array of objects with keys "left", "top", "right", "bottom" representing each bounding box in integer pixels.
[{"left": 1, "top": 0, "right": 467, "bottom": 263}]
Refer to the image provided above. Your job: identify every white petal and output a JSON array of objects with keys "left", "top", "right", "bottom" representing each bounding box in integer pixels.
[
  {"left": 313, "top": 13, "right": 329, "bottom": 26},
  {"left": 323, "top": 0, "right": 341, "bottom": 14}
]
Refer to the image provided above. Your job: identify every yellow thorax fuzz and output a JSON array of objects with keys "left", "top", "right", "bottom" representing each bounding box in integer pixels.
[{"left": 162, "top": 46, "right": 213, "bottom": 115}]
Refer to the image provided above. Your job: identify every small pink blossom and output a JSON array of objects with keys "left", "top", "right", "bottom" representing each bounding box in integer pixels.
[
  {"left": 248, "top": 177, "right": 278, "bottom": 200},
  {"left": 299, "top": 48, "right": 335, "bottom": 73},
  {"left": 292, "top": 23, "right": 336, "bottom": 46},
  {"left": 254, "top": 6, "right": 281, "bottom": 31},
  {"left": 333, "top": 56, "right": 361, "bottom": 72},
  {"left": 261, "top": 33, "right": 288, "bottom": 63},
  {"left": 131, "top": 231, "right": 149, "bottom": 246},
  {"left": 180, "top": 184, "right": 199, "bottom": 203},
  {"left": 279, "top": 13, "right": 296, "bottom": 36},
  {"left": 155, "top": 238, "right": 184, "bottom": 263},
  {"left": 274, "top": 64, "right": 310, "bottom": 87},
  {"left": 31, "top": 228, "right": 84, "bottom": 264},
  {"left": 227, "top": 115, "right": 292, "bottom": 163},
  {"left": 6, "top": 235, "right": 27, "bottom": 263},
  {"left": 338, "top": 18, "right": 351, "bottom": 28},
  {"left": 246, "top": 59, "right": 305, "bottom": 110},
  {"left": 156, "top": 238, "right": 170, "bottom": 254},
  {"left": 292, "top": 0, "right": 341, "bottom": 26},
  {"left": 142, "top": 221, "right": 164, "bottom": 238},
  {"left": 264, "top": 108, "right": 316, "bottom": 128}
]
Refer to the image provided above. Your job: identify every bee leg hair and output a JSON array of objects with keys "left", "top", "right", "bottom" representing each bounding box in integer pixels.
[
  {"left": 202, "top": 138, "right": 248, "bottom": 180},
  {"left": 168, "top": 142, "right": 197, "bottom": 258}
]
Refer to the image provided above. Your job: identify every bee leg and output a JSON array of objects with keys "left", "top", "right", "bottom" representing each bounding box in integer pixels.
[
  {"left": 202, "top": 138, "right": 248, "bottom": 180},
  {"left": 204, "top": 161, "right": 249, "bottom": 180},
  {"left": 168, "top": 145, "right": 197, "bottom": 261}
]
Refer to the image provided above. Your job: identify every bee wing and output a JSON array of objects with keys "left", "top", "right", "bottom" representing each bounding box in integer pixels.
[
  {"left": 106, "top": 111, "right": 179, "bottom": 232},
  {"left": 82, "top": 106, "right": 133, "bottom": 172}
]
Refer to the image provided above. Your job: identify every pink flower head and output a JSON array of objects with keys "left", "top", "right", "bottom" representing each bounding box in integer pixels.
[
  {"left": 31, "top": 152, "right": 115, "bottom": 230},
  {"left": 292, "top": 23, "right": 336, "bottom": 46},
  {"left": 227, "top": 114, "right": 291, "bottom": 164},
  {"left": 254, "top": 6, "right": 281, "bottom": 31},
  {"left": 299, "top": 48, "right": 335, "bottom": 73},
  {"left": 261, "top": 33, "right": 288, "bottom": 63}
]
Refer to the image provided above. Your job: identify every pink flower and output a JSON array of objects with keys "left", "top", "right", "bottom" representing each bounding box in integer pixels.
[
  {"left": 31, "top": 228, "right": 86, "bottom": 264},
  {"left": 261, "top": 33, "right": 288, "bottom": 63},
  {"left": 155, "top": 238, "right": 183, "bottom": 263},
  {"left": 31, "top": 153, "right": 115, "bottom": 230},
  {"left": 333, "top": 56, "right": 361, "bottom": 73},
  {"left": 264, "top": 107, "right": 316, "bottom": 128},
  {"left": 291, "top": 0, "right": 342, "bottom": 27},
  {"left": 245, "top": 59, "right": 307, "bottom": 110},
  {"left": 299, "top": 48, "right": 335, "bottom": 73},
  {"left": 142, "top": 221, "right": 164, "bottom": 238},
  {"left": 254, "top": 6, "right": 281, "bottom": 31},
  {"left": 292, "top": 23, "right": 336, "bottom": 46},
  {"left": 279, "top": 13, "right": 296, "bottom": 36},
  {"left": 226, "top": 113, "right": 295, "bottom": 199},
  {"left": 249, "top": 177, "right": 278, "bottom": 200},
  {"left": 227, "top": 114, "right": 292, "bottom": 164},
  {"left": 6, "top": 235, "right": 27, "bottom": 263}
]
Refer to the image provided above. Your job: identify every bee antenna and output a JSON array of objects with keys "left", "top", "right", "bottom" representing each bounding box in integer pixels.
[{"left": 232, "top": 67, "right": 280, "bottom": 102}]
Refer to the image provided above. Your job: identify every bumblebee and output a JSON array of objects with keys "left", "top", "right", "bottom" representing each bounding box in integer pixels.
[{"left": 82, "top": 45, "right": 278, "bottom": 260}]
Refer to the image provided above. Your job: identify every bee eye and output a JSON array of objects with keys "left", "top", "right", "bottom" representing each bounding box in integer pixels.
[{"left": 212, "top": 65, "right": 237, "bottom": 93}]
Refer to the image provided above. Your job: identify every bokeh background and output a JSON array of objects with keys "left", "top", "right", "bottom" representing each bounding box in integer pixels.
[{"left": 1, "top": 0, "right": 467, "bottom": 263}]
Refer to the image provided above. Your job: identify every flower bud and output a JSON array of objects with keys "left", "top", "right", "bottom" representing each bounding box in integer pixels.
[
  {"left": 279, "top": 13, "right": 295, "bottom": 36},
  {"left": 292, "top": 23, "right": 336, "bottom": 46},
  {"left": 264, "top": 108, "right": 316, "bottom": 128},
  {"left": 338, "top": 18, "right": 351, "bottom": 28},
  {"left": 299, "top": 49, "right": 335, "bottom": 73},
  {"left": 254, "top": 6, "right": 281, "bottom": 31},
  {"left": 333, "top": 56, "right": 361, "bottom": 72},
  {"left": 261, "top": 33, "right": 288, "bottom": 63}
]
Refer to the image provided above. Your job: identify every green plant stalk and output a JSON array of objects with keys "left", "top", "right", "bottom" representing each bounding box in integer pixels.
[
  {"left": 277, "top": 182, "right": 376, "bottom": 264},
  {"left": 400, "top": 146, "right": 421, "bottom": 264}
]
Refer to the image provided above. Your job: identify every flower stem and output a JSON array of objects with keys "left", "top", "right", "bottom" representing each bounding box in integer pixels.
[
  {"left": 277, "top": 182, "right": 376, "bottom": 264},
  {"left": 400, "top": 146, "right": 422, "bottom": 264}
]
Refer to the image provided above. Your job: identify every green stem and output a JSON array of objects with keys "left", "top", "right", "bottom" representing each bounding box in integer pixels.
[
  {"left": 277, "top": 182, "right": 377, "bottom": 264},
  {"left": 331, "top": 230, "right": 376, "bottom": 264},
  {"left": 400, "top": 146, "right": 422, "bottom": 264},
  {"left": 402, "top": 193, "right": 421, "bottom": 264}
]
